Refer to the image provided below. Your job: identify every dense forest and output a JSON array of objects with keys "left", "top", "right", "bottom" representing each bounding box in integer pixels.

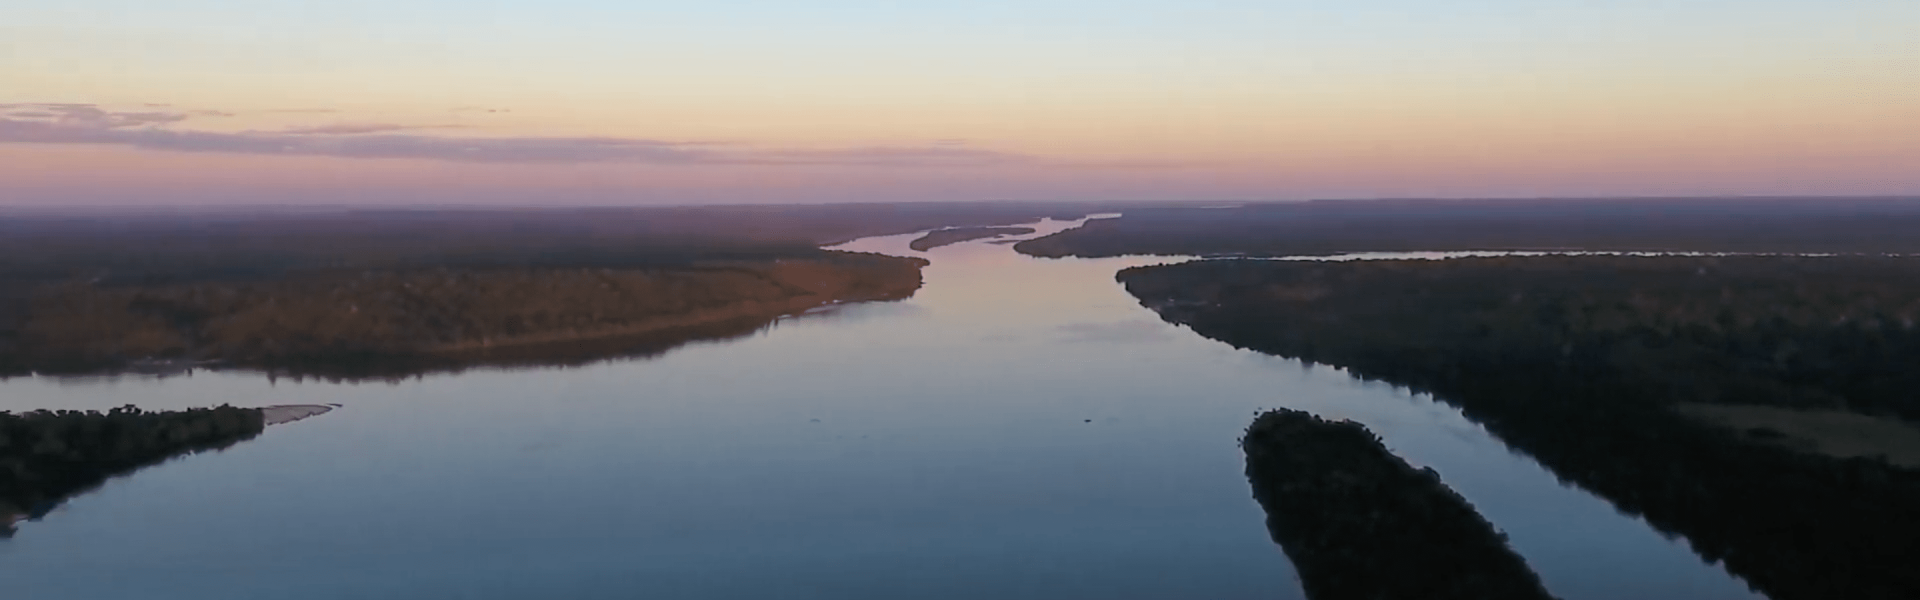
[
  {"left": 1121, "top": 255, "right": 1920, "bottom": 600},
  {"left": 1242, "top": 408, "right": 1554, "bottom": 600},
  {"left": 907, "top": 227, "right": 1036, "bottom": 251},
  {"left": 0, "top": 252, "right": 926, "bottom": 378},
  {"left": 2, "top": 406, "right": 265, "bottom": 537},
  {"left": 1016, "top": 197, "right": 1920, "bottom": 258}
]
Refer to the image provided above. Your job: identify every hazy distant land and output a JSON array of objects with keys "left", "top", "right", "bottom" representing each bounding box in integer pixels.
[
  {"left": 1123, "top": 255, "right": 1920, "bottom": 600},
  {"left": 1017, "top": 197, "right": 1920, "bottom": 258},
  {"left": 908, "top": 226, "right": 1036, "bottom": 251},
  {"left": 0, "top": 203, "right": 1121, "bottom": 378}
]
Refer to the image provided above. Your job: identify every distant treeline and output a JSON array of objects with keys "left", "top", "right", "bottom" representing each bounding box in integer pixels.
[
  {"left": 1122, "top": 255, "right": 1920, "bottom": 600},
  {"left": 0, "top": 202, "right": 1107, "bottom": 287},
  {"left": 0, "top": 252, "right": 927, "bottom": 379},
  {"left": 1242, "top": 409, "right": 1555, "bottom": 600},
  {"left": 1017, "top": 197, "right": 1920, "bottom": 258},
  {"left": 2, "top": 405, "right": 265, "bottom": 537}
]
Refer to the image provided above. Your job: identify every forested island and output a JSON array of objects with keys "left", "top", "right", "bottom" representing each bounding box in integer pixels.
[
  {"left": 1016, "top": 197, "right": 1920, "bottom": 258},
  {"left": 1122, "top": 255, "right": 1920, "bottom": 600},
  {"left": 1242, "top": 408, "right": 1554, "bottom": 600},
  {"left": 2, "top": 405, "right": 266, "bottom": 537},
  {"left": 907, "top": 226, "right": 1036, "bottom": 251}
]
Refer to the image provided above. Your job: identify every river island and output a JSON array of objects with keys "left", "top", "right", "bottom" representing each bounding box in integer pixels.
[
  {"left": 908, "top": 226, "right": 1037, "bottom": 251},
  {"left": 1242, "top": 408, "right": 1555, "bottom": 600}
]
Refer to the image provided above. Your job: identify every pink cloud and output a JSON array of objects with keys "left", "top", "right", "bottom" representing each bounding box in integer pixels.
[
  {"left": 0, "top": 104, "right": 1037, "bottom": 167},
  {"left": 278, "top": 123, "right": 460, "bottom": 135}
]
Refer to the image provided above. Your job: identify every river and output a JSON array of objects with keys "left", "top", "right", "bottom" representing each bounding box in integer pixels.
[{"left": 0, "top": 217, "right": 1759, "bottom": 599}]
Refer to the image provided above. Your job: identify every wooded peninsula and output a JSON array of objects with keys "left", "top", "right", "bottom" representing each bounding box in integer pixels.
[
  {"left": 3, "top": 252, "right": 925, "bottom": 378},
  {"left": 1123, "top": 255, "right": 1920, "bottom": 600},
  {"left": 2, "top": 405, "right": 267, "bottom": 537}
]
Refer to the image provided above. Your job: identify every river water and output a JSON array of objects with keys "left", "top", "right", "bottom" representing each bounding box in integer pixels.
[{"left": 0, "top": 218, "right": 1759, "bottom": 600}]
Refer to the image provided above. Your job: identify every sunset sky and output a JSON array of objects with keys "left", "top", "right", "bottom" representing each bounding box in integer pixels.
[{"left": 4, "top": 0, "right": 1917, "bottom": 206}]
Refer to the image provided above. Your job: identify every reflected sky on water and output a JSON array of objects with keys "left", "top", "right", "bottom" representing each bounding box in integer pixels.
[{"left": 0, "top": 218, "right": 1757, "bottom": 600}]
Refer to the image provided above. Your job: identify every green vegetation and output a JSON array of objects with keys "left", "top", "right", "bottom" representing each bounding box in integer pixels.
[
  {"left": 1243, "top": 408, "right": 1555, "bottom": 600},
  {"left": 907, "top": 226, "right": 1036, "bottom": 251},
  {"left": 1122, "top": 255, "right": 1920, "bottom": 600},
  {"left": 2, "top": 252, "right": 926, "bottom": 378},
  {"left": 1, "top": 405, "right": 265, "bottom": 537}
]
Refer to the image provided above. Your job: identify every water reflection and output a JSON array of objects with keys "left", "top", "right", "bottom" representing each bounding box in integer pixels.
[{"left": 0, "top": 217, "right": 1759, "bottom": 600}]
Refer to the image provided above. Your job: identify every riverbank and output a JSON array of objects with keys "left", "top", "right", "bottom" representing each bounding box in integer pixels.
[
  {"left": 2, "top": 252, "right": 927, "bottom": 379},
  {"left": 1123, "top": 254, "right": 1920, "bottom": 600},
  {"left": 1243, "top": 409, "right": 1555, "bottom": 600}
]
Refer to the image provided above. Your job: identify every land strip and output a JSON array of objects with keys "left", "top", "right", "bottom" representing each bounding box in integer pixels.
[
  {"left": 1016, "top": 197, "right": 1920, "bottom": 258},
  {"left": 1, "top": 253, "right": 925, "bottom": 379},
  {"left": 908, "top": 226, "right": 1036, "bottom": 251},
  {"left": 1, "top": 405, "right": 266, "bottom": 536},
  {"left": 1242, "top": 408, "right": 1556, "bottom": 600}
]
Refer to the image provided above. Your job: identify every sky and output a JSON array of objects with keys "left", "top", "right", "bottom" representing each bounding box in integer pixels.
[{"left": 3, "top": 0, "right": 1917, "bottom": 206}]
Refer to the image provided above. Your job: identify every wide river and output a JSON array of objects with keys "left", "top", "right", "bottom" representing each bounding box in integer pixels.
[{"left": 1, "top": 218, "right": 1760, "bottom": 599}]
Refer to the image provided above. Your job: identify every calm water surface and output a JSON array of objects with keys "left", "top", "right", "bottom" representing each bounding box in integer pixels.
[{"left": 0, "top": 218, "right": 1759, "bottom": 599}]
